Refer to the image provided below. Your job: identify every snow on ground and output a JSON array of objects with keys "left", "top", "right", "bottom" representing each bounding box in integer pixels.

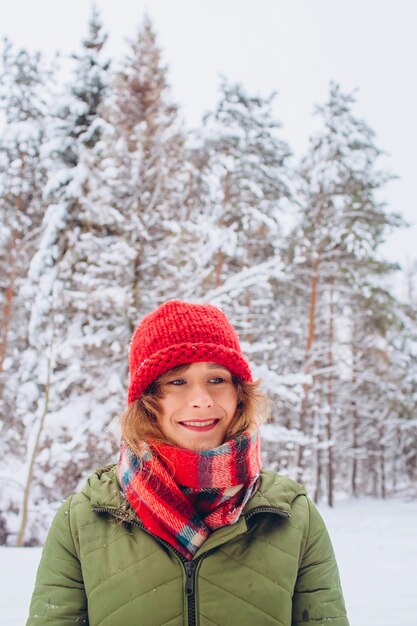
[
  {"left": 320, "top": 497, "right": 417, "bottom": 626},
  {"left": 1, "top": 497, "right": 416, "bottom": 625},
  {"left": 0, "top": 546, "right": 42, "bottom": 626}
]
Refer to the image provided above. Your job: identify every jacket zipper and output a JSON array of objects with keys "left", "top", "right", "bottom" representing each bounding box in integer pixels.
[
  {"left": 92, "top": 505, "right": 201, "bottom": 626},
  {"left": 245, "top": 505, "right": 291, "bottom": 521},
  {"left": 92, "top": 504, "right": 290, "bottom": 625},
  {"left": 184, "top": 559, "right": 200, "bottom": 626}
]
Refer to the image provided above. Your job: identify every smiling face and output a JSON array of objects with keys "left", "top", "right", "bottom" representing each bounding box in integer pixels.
[{"left": 156, "top": 361, "right": 238, "bottom": 451}]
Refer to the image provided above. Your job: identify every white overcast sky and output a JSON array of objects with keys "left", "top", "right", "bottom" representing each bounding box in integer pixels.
[{"left": 1, "top": 0, "right": 416, "bottom": 268}]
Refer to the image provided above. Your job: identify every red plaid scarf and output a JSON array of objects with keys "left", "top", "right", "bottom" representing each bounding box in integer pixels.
[{"left": 118, "top": 431, "right": 261, "bottom": 560}]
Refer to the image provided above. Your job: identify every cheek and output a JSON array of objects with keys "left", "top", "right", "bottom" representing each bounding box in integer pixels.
[
  {"left": 158, "top": 395, "right": 177, "bottom": 420},
  {"left": 225, "top": 389, "right": 238, "bottom": 416}
]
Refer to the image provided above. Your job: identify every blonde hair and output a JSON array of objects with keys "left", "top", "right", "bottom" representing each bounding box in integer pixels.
[{"left": 120, "top": 364, "right": 268, "bottom": 455}]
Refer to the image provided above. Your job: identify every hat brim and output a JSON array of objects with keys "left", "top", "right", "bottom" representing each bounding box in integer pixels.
[{"left": 127, "top": 342, "right": 252, "bottom": 404}]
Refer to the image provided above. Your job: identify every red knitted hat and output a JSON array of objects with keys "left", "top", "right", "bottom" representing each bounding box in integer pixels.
[{"left": 127, "top": 300, "right": 252, "bottom": 404}]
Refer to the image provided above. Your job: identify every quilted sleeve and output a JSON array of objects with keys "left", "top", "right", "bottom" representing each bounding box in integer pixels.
[
  {"left": 26, "top": 494, "right": 88, "bottom": 625},
  {"left": 292, "top": 497, "right": 349, "bottom": 625}
]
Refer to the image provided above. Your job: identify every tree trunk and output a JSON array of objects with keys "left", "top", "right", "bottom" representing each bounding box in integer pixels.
[
  {"left": 16, "top": 380, "right": 51, "bottom": 546},
  {"left": 297, "top": 251, "right": 320, "bottom": 482},
  {"left": 313, "top": 407, "right": 322, "bottom": 504},
  {"left": 215, "top": 250, "right": 224, "bottom": 288},
  {"left": 313, "top": 447, "right": 322, "bottom": 504},
  {"left": 130, "top": 248, "right": 143, "bottom": 332},
  {"left": 1, "top": 158, "right": 27, "bottom": 372},
  {"left": 326, "top": 279, "right": 335, "bottom": 507},
  {"left": 0, "top": 228, "right": 18, "bottom": 373},
  {"left": 16, "top": 287, "right": 56, "bottom": 546},
  {"left": 350, "top": 319, "right": 360, "bottom": 497},
  {"left": 380, "top": 437, "right": 386, "bottom": 499},
  {"left": 378, "top": 406, "right": 392, "bottom": 499},
  {"left": 215, "top": 172, "right": 232, "bottom": 289}
]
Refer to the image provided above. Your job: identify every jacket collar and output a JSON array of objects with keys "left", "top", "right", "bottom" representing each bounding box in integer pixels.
[
  {"left": 243, "top": 469, "right": 307, "bottom": 515},
  {"left": 196, "top": 470, "right": 306, "bottom": 557},
  {"left": 83, "top": 465, "right": 306, "bottom": 529}
]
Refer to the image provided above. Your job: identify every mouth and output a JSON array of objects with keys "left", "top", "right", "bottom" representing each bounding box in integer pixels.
[{"left": 178, "top": 419, "right": 220, "bottom": 432}]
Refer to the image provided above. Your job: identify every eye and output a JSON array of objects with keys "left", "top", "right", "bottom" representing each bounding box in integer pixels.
[
  {"left": 167, "top": 378, "right": 186, "bottom": 386},
  {"left": 209, "top": 376, "right": 226, "bottom": 384}
]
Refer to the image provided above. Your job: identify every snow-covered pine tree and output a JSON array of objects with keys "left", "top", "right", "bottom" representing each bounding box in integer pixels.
[
  {"left": 0, "top": 41, "right": 51, "bottom": 544},
  {"left": 194, "top": 81, "right": 295, "bottom": 388},
  {"left": 285, "top": 83, "right": 404, "bottom": 502},
  {"left": 13, "top": 7, "right": 114, "bottom": 545},
  {"left": 344, "top": 278, "right": 417, "bottom": 497},
  {"left": 198, "top": 80, "right": 291, "bottom": 283},
  {"left": 399, "top": 262, "right": 417, "bottom": 495},
  {"left": 100, "top": 16, "right": 195, "bottom": 317}
]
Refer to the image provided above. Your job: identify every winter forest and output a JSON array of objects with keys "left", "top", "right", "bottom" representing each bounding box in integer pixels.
[{"left": 1, "top": 7, "right": 417, "bottom": 547}]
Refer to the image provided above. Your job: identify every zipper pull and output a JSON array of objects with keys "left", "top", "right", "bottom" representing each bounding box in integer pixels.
[{"left": 184, "top": 561, "right": 196, "bottom": 595}]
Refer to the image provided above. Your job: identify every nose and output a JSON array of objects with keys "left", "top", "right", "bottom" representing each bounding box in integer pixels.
[{"left": 188, "top": 383, "right": 214, "bottom": 408}]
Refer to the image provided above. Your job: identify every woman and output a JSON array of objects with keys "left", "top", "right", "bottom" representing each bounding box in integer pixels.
[{"left": 27, "top": 300, "right": 349, "bottom": 626}]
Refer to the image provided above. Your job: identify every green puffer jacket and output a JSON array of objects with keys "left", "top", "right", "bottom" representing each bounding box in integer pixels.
[{"left": 27, "top": 466, "right": 349, "bottom": 626}]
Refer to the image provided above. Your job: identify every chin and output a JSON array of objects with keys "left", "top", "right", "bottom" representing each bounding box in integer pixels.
[{"left": 181, "top": 437, "right": 223, "bottom": 452}]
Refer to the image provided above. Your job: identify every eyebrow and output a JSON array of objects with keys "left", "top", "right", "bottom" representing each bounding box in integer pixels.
[{"left": 207, "top": 363, "right": 230, "bottom": 371}]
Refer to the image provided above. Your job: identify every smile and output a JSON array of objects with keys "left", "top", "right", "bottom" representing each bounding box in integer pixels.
[{"left": 178, "top": 419, "right": 220, "bottom": 432}]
